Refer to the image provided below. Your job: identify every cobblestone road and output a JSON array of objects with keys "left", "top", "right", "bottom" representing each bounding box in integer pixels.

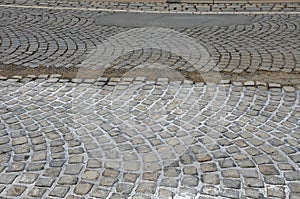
[
  {"left": 0, "top": 5, "right": 299, "bottom": 73},
  {"left": 0, "top": 77, "right": 300, "bottom": 198},
  {"left": 0, "top": 1, "right": 300, "bottom": 199}
]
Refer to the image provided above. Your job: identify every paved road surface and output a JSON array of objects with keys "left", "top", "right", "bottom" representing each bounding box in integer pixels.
[
  {"left": 0, "top": 6, "right": 299, "bottom": 74},
  {"left": 0, "top": 1, "right": 299, "bottom": 199}
]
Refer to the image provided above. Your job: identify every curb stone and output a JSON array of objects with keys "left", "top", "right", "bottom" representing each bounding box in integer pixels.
[
  {"left": 0, "top": 1, "right": 300, "bottom": 13},
  {"left": 0, "top": 74, "right": 295, "bottom": 89}
]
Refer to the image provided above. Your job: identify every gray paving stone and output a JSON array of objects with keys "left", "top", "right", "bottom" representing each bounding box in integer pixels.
[
  {"left": 43, "top": 167, "right": 62, "bottom": 177},
  {"left": 91, "top": 188, "right": 110, "bottom": 198},
  {"left": 183, "top": 166, "right": 197, "bottom": 175},
  {"left": 221, "top": 169, "right": 240, "bottom": 178},
  {"left": 116, "top": 183, "right": 134, "bottom": 194},
  {"left": 6, "top": 162, "right": 25, "bottom": 172},
  {"left": 201, "top": 185, "right": 219, "bottom": 196},
  {"left": 223, "top": 179, "right": 241, "bottom": 189},
  {"left": 49, "top": 186, "right": 70, "bottom": 198},
  {"left": 284, "top": 171, "right": 300, "bottom": 181},
  {"left": 123, "top": 173, "right": 139, "bottom": 183},
  {"left": 200, "top": 163, "right": 218, "bottom": 172},
  {"left": 158, "top": 188, "right": 174, "bottom": 199},
  {"left": 0, "top": 174, "right": 17, "bottom": 184},
  {"left": 35, "top": 177, "right": 55, "bottom": 187},
  {"left": 74, "top": 182, "right": 93, "bottom": 195},
  {"left": 264, "top": 176, "right": 285, "bottom": 185},
  {"left": 136, "top": 181, "right": 156, "bottom": 194},
  {"left": 19, "top": 173, "right": 39, "bottom": 184},
  {"left": 245, "top": 188, "right": 264, "bottom": 199},
  {"left": 258, "top": 165, "right": 280, "bottom": 175},
  {"left": 6, "top": 185, "right": 26, "bottom": 196},
  {"left": 202, "top": 174, "right": 220, "bottom": 185},
  {"left": 267, "top": 186, "right": 286, "bottom": 198},
  {"left": 218, "top": 158, "right": 236, "bottom": 168},
  {"left": 99, "top": 177, "right": 116, "bottom": 187},
  {"left": 220, "top": 189, "right": 240, "bottom": 199},
  {"left": 244, "top": 178, "right": 264, "bottom": 188},
  {"left": 82, "top": 170, "right": 100, "bottom": 181},
  {"left": 288, "top": 182, "right": 300, "bottom": 193},
  {"left": 27, "top": 187, "right": 47, "bottom": 197},
  {"left": 58, "top": 176, "right": 78, "bottom": 185},
  {"left": 64, "top": 165, "right": 83, "bottom": 175}
]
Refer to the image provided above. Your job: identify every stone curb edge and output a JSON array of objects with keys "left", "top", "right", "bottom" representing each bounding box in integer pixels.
[
  {"left": 168, "top": 0, "right": 300, "bottom": 4},
  {"left": 1, "top": 4, "right": 300, "bottom": 15},
  {"left": 0, "top": 74, "right": 297, "bottom": 91}
]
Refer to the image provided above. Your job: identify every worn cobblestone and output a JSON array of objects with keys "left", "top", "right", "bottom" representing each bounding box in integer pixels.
[
  {"left": 1, "top": 78, "right": 297, "bottom": 198},
  {"left": 0, "top": 1, "right": 299, "bottom": 198},
  {"left": 0, "top": 6, "right": 299, "bottom": 79}
]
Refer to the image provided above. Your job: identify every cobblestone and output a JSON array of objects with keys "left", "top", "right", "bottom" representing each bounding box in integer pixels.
[
  {"left": 0, "top": 78, "right": 298, "bottom": 198},
  {"left": 0, "top": 1, "right": 299, "bottom": 198},
  {"left": 0, "top": 5, "right": 299, "bottom": 80}
]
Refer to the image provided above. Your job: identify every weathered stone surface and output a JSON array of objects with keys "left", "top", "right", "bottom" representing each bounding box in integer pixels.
[
  {"left": 6, "top": 185, "right": 26, "bottom": 196},
  {"left": 74, "top": 182, "right": 93, "bottom": 195},
  {"left": 258, "top": 165, "right": 280, "bottom": 175},
  {"left": 0, "top": 8, "right": 299, "bottom": 198}
]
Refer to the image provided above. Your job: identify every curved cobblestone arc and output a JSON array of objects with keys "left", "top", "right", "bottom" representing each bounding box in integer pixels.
[
  {"left": 0, "top": 8, "right": 299, "bottom": 74},
  {"left": 0, "top": 7, "right": 129, "bottom": 68},
  {"left": 73, "top": 26, "right": 225, "bottom": 176},
  {"left": 1, "top": 79, "right": 299, "bottom": 198},
  {"left": 79, "top": 27, "right": 214, "bottom": 72}
]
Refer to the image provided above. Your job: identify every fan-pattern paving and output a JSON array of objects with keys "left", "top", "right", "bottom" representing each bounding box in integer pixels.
[
  {"left": 0, "top": 7, "right": 299, "bottom": 73},
  {"left": 0, "top": 2, "right": 300, "bottom": 199},
  {"left": 0, "top": 78, "right": 299, "bottom": 198}
]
